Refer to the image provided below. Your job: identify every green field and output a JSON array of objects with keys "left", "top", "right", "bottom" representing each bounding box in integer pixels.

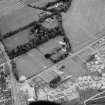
[{"left": 15, "top": 48, "right": 53, "bottom": 79}]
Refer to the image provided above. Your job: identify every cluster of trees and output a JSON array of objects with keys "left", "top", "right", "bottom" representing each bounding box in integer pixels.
[
  {"left": 29, "top": 24, "right": 62, "bottom": 44},
  {"left": 43, "top": 0, "right": 72, "bottom": 13},
  {"left": 44, "top": 36, "right": 71, "bottom": 63},
  {"left": 49, "top": 75, "right": 61, "bottom": 88},
  {"left": 27, "top": 0, "right": 72, "bottom": 13},
  {"left": 8, "top": 39, "right": 36, "bottom": 59},
  {"left": 8, "top": 23, "right": 66, "bottom": 59},
  {"left": 45, "top": 48, "right": 69, "bottom": 63}
]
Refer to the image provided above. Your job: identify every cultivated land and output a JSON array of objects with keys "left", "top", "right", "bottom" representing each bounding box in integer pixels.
[
  {"left": 63, "top": 0, "right": 105, "bottom": 53},
  {"left": 0, "top": 6, "right": 43, "bottom": 35},
  {"left": 15, "top": 48, "right": 53, "bottom": 79}
]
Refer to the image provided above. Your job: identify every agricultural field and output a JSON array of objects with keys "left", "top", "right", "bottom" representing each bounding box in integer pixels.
[
  {"left": 14, "top": 48, "right": 53, "bottom": 79},
  {"left": 63, "top": 0, "right": 105, "bottom": 53}
]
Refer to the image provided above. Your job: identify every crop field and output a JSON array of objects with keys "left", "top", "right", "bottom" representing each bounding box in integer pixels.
[
  {"left": 63, "top": 0, "right": 105, "bottom": 53},
  {"left": 0, "top": 6, "right": 43, "bottom": 35},
  {"left": 15, "top": 48, "right": 53, "bottom": 79}
]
